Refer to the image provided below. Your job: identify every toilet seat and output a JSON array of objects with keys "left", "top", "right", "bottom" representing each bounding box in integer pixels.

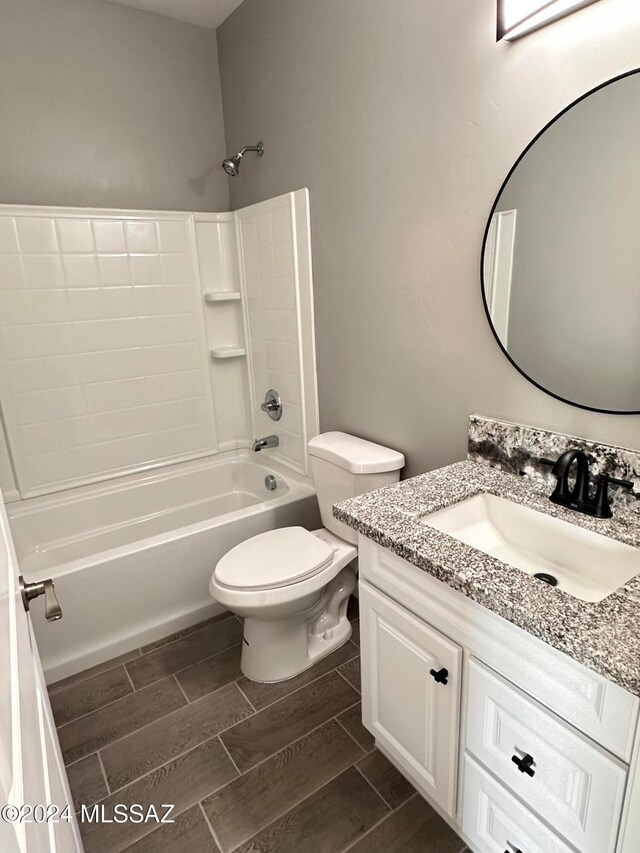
[{"left": 214, "top": 526, "right": 335, "bottom": 591}]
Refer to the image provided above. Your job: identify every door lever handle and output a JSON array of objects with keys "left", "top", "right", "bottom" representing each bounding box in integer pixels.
[{"left": 19, "top": 576, "right": 63, "bottom": 622}]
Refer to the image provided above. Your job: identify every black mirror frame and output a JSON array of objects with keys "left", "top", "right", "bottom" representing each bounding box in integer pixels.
[{"left": 481, "top": 67, "right": 640, "bottom": 416}]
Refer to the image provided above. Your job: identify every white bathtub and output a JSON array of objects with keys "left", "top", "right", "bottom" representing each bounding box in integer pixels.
[{"left": 7, "top": 452, "right": 320, "bottom": 682}]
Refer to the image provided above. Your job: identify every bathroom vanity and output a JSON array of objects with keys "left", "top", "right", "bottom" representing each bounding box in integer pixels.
[{"left": 335, "top": 421, "right": 640, "bottom": 853}]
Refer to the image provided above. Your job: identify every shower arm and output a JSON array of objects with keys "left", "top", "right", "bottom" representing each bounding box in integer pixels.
[{"left": 238, "top": 143, "right": 264, "bottom": 158}]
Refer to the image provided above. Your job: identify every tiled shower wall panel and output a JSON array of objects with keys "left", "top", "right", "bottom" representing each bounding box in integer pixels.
[
  {"left": 0, "top": 209, "right": 217, "bottom": 498},
  {"left": 236, "top": 194, "right": 309, "bottom": 473}
]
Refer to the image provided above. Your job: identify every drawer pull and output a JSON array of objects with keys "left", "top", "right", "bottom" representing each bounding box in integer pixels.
[
  {"left": 429, "top": 667, "right": 449, "bottom": 685},
  {"left": 511, "top": 753, "right": 535, "bottom": 777}
]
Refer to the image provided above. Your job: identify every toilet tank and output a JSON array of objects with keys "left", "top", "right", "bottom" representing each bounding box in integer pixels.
[{"left": 308, "top": 432, "right": 405, "bottom": 545}]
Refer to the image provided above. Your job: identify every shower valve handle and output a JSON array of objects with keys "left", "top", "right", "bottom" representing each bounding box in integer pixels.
[
  {"left": 260, "top": 390, "right": 283, "bottom": 421},
  {"left": 20, "top": 575, "right": 63, "bottom": 622}
]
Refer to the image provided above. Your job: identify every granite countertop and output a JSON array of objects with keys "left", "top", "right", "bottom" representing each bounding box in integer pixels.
[{"left": 334, "top": 460, "right": 640, "bottom": 697}]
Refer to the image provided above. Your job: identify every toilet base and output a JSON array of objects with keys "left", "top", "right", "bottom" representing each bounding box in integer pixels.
[{"left": 240, "top": 566, "right": 356, "bottom": 682}]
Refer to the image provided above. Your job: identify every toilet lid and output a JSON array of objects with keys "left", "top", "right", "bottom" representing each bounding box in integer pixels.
[{"left": 214, "top": 526, "right": 335, "bottom": 591}]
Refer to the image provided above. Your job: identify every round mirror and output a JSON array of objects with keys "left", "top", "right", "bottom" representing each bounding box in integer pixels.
[{"left": 482, "top": 69, "right": 640, "bottom": 414}]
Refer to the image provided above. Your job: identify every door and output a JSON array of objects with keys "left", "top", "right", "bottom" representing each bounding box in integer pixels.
[
  {"left": 359, "top": 581, "right": 462, "bottom": 816},
  {"left": 0, "top": 495, "right": 81, "bottom": 852},
  {"left": 484, "top": 208, "right": 517, "bottom": 346}
]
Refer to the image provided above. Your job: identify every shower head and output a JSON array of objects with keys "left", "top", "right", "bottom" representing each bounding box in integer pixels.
[{"left": 222, "top": 141, "right": 264, "bottom": 176}]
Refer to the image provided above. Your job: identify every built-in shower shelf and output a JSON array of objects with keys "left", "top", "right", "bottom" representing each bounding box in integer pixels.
[
  {"left": 204, "top": 291, "right": 242, "bottom": 303},
  {"left": 209, "top": 347, "right": 246, "bottom": 360}
]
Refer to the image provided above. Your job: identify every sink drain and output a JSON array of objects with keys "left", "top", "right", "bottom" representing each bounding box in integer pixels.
[{"left": 534, "top": 572, "right": 558, "bottom": 587}]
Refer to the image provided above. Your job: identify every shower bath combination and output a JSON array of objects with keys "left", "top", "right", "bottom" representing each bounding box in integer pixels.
[{"left": 222, "top": 141, "right": 264, "bottom": 176}]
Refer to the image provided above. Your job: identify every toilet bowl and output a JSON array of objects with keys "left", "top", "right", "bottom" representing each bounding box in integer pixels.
[
  {"left": 210, "top": 432, "right": 404, "bottom": 682},
  {"left": 209, "top": 527, "right": 357, "bottom": 681}
]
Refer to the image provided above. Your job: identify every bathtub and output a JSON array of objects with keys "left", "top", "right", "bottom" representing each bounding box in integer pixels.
[{"left": 7, "top": 452, "right": 320, "bottom": 682}]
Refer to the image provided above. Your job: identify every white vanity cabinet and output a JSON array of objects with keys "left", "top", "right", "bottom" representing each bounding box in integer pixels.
[{"left": 357, "top": 535, "right": 640, "bottom": 853}]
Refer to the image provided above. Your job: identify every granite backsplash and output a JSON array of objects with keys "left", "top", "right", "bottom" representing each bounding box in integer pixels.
[{"left": 468, "top": 415, "right": 640, "bottom": 515}]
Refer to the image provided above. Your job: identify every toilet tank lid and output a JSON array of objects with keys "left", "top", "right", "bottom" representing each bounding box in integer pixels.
[{"left": 307, "top": 432, "right": 405, "bottom": 474}]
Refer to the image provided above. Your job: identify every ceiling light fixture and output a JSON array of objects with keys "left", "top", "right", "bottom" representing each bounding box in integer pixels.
[{"left": 497, "top": 0, "right": 601, "bottom": 40}]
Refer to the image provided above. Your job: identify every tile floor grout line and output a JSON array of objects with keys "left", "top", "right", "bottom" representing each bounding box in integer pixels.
[
  {"left": 216, "top": 734, "right": 243, "bottom": 778},
  {"left": 48, "top": 650, "right": 143, "bottom": 697},
  {"left": 170, "top": 640, "right": 243, "bottom": 683},
  {"left": 54, "top": 671, "right": 141, "bottom": 733},
  {"left": 338, "top": 792, "right": 421, "bottom": 853},
  {"left": 336, "top": 666, "right": 361, "bottom": 694},
  {"left": 352, "top": 761, "right": 395, "bottom": 811},
  {"left": 213, "top": 702, "right": 370, "bottom": 817},
  {"left": 96, "top": 750, "right": 111, "bottom": 796},
  {"left": 97, "top": 681, "right": 263, "bottom": 796},
  {"left": 98, "top": 688, "right": 255, "bottom": 793},
  {"left": 224, "top": 756, "right": 380, "bottom": 853},
  {"left": 58, "top": 638, "right": 245, "bottom": 747},
  {"left": 123, "top": 665, "right": 136, "bottom": 694},
  {"left": 136, "top": 614, "right": 236, "bottom": 658},
  {"left": 59, "top": 639, "right": 356, "bottom": 737},
  {"left": 56, "top": 676, "right": 180, "bottom": 739},
  {"left": 124, "top": 636, "right": 242, "bottom": 693},
  {"left": 232, "top": 645, "right": 360, "bottom": 714},
  {"left": 64, "top": 680, "right": 234, "bottom": 775},
  {"left": 233, "top": 680, "right": 256, "bottom": 714},
  {"left": 198, "top": 801, "right": 224, "bottom": 853},
  {"left": 84, "top": 682, "right": 363, "bottom": 810},
  {"left": 222, "top": 662, "right": 358, "bottom": 730},
  {"left": 55, "top": 625, "right": 242, "bottom": 728},
  {"left": 49, "top": 660, "right": 138, "bottom": 705},
  {"left": 334, "top": 715, "right": 368, "bottom": 756},
  {"left": 336, "top": 700, "right": 375, "bottom": 753},
  {"left": 173, "top": 673, "right": 191, "bottom": 705},
  {"left": 81, "top": 733, "right": 233, "bottom": 809}
]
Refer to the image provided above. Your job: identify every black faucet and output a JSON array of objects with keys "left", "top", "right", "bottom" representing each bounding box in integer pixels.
[{"left": 540, "top": 449, "right": 634, "bottom": 518}]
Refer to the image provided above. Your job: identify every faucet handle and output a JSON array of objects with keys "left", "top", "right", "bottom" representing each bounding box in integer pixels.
[
  {"left": 608, "top": 476, "right": 635, "bottom": 490},
  {"left": 590, "top": 474, "right": 634, "bottom": 519}
]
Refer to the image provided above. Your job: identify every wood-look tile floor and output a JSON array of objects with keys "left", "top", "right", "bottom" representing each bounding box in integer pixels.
[{"left": 49, "top": 601, "right": 469, "bottom": 853}]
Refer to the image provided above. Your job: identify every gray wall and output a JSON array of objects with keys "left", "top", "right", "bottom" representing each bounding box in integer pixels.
[
  {"left": 498, "top": 73, "right": 640, "bottom": 412},
  {"left": 0, "top": 0, "right": 229, "bottom": 212},
  {"left": 217, "top": 0, "right": 640, "bottom": 477}
]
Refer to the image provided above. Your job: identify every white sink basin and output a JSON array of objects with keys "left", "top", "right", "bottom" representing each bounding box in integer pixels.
[{"left": 420, "top": 492, "right": 640, "bottom": 602}]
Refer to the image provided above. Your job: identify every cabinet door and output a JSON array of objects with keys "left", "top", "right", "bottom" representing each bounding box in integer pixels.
[{"left": 359, "top": 581, "right": 462, "bottom": 815}]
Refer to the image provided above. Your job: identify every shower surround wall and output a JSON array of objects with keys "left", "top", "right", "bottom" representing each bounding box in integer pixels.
[
  {"left": 237, "top": 192, "right": 318, "bottom": 475},
  {"left": 0, "top": 190, "right": 318, "bottom": 501},
  {"left": 0, "top": 209, "right": 216, "bottom": 498}
]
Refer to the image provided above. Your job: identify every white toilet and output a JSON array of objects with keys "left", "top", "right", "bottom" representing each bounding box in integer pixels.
[{"left": 209, "top": 432, "right": 404, "bottom": 682}]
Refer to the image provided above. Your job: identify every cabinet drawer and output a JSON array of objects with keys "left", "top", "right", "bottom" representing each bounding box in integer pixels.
[
  {"left": 361, "top": 537, "right": 638, "bottom": 761},
  {"left": 466, "top": 659, "right": 627, "bottom": 853},
  {"left": 359, "top": 580, "right": 461, "bottom": 816},
  {"left": 462, "top": 755, "right": 574, "bottom": 853}
]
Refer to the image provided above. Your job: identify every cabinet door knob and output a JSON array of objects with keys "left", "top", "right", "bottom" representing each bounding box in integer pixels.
[
  {"left": 429, "top": 667, "right": 448, "bottom": 685},
  {"left": 511, "top": 753, "right": 535, "bottom": 777}
]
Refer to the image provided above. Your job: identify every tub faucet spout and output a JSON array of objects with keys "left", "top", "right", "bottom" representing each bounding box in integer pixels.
[{"left": 253, "top": 434, "right": 279, "bottom": 452}]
